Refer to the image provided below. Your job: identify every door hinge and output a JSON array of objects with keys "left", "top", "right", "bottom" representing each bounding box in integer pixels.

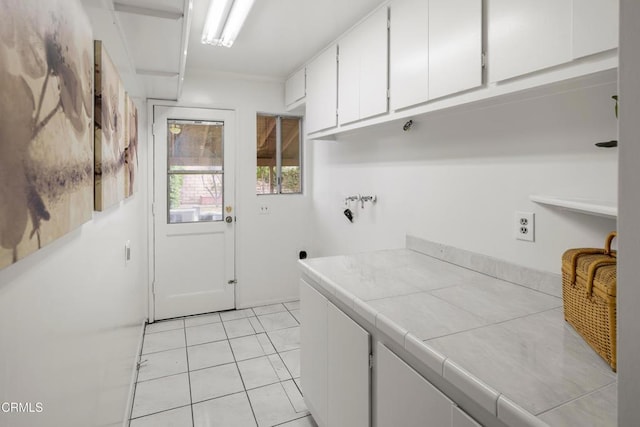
[
  {"left": 387, "top": 18, "right": 390, "bottom": 30},
  {"left": 227, "top": 279, "right": 237, "bottom": 285},
  {"left": 481, "top": 52, "right": 486, "bottom": 68},
  {"left": 369, "top": 353, "right": 374, "bottom": 369},
  {"left": 151, "top": 203, "right": 155, "bottom": 216},
  {"left": 387, "top": 89, "right": 390, "bottom": 99}
]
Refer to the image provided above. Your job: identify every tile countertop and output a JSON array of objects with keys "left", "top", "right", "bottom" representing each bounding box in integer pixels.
[{"left": 299, "top": 249, "right": 617, "bottom": 427}]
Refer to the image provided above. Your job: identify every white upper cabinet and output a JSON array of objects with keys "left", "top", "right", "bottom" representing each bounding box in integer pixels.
[
  {"left": 389, "top": 0, "right": 429, "bottom": 111},
  {"left": 285, "top": 67, "right": 305, "bottom": 108},
  {"left": 338, "top": 7, "right": 389, "bottom": 125},
  {"left": 572, "top": 0, "right": 619, "bottom": 59},
  {"left": 428, "top": 0, "right": 483, "bottom": 100},
  {"left": 359, "top": 7, "right": 389, "bottom": 120},
  {"left": 306, "top": 45, "right": 338, "bottom": 134},
  {"left": 488, "top": 0, "right": 572, "bottom": 82},
  {"left": 338, "top": 28, "right": 361, "bottom": 125},
  {"left": 390, "top": 0, "right": 482, "bottom": 108}
]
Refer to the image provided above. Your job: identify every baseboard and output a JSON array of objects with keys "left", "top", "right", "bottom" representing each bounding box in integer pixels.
[{"left": 122, "top": 320, "right": 146, "bottom": 427}]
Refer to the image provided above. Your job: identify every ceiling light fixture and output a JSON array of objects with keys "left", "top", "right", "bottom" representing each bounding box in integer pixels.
[{"left": 201, "top": 0, "right": 255, "bottom": 48}]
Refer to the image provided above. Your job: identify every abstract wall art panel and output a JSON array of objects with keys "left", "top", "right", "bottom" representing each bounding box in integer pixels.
[
  {"left": 94, "top": 40, "right": 125, "bottom": 211},
  {"left": 125, "top": 94, "right": 139, "bottom": 198},
  {"left": 0, "top": 0, "right": 94, "bottom": 270}
]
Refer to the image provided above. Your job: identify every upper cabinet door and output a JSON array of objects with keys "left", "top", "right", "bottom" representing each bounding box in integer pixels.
[
  {"left": 488, "top": 0, "right": 572, "bottom": 82},
  {"left": 338, "top": 7, "right": 389, "bottom": 125},
  {"left": 338, "top": 27, "right": 362, "bottom": 125},
  {"left": 389, "top": 0, "right": 429, "bottom": 111},
  {"left": 428, "top": 0, "right": 482, "bottom": 100},
  {"left": 572, "top": 0, "right": 619, "bottom": 59},
  {"left": 285, "top": 67, "right": 306, "bottom": 107},
  {"left": 359, "top": 7, "right": 389, "bottom": 120},
  {"left": 306, "top": 45, "right": 338, "bottom": 134}
]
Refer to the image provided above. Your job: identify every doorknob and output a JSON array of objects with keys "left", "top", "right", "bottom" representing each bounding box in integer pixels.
[{"left": 225, "top": 216, "right": 233, "bottom": 223}]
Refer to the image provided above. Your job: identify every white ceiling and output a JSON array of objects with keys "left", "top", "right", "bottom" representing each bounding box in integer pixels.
[
  {"left": 187, "top": 0, "right": 385, "bottom": 79},
  {"left": 83, "top": 0, "right": 385, "bottom": 99}
]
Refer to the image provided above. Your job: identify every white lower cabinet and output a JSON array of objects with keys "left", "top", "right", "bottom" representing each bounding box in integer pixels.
[
  {"left": 328, "top": 303, "right": 371, "bottom": 427},
  {"left": 377, "top": 342, "right": 453, "bottom": 426},
  {"left": 301, "top": 279, "right": 481, "bottom": 427},
  {"left": 453, "top": 405, "right": 482, "bottom": 427},
  {"left": 300, "top": 280, "right": 328, "bottom": 426},
  {"left": 376, "top": 343, "right": 482, "bottom": 427},
  {"left": 300, "top": 280, "right": 371, "bottom": 427}
]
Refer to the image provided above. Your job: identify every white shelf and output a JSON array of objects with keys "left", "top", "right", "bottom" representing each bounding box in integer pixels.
[{"left": 530, "top": 195, "right": 617, "bottom": 219}]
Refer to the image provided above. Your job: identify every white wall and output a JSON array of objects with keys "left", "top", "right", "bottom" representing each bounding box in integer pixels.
[
  {"left": 0, "top": 101, "right": 148, "bottom": 427},
  {"left": 178, "top": 70, "right": 312, "bottom": 308},
  {"left": 310, "top": 81, "right": 618, "bottom": 274},
  {"left": 617, "top": 0, "right": 639, "bottom": 424}
]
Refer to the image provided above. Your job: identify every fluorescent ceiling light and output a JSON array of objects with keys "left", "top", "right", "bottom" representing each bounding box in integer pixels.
[{"left": 201, "top": 0, "right": 255, "bottom": 48}]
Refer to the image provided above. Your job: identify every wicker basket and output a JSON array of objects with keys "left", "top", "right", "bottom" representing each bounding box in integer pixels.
[{"left": 561, "top": 232, "right": 617, "bottom": 371}]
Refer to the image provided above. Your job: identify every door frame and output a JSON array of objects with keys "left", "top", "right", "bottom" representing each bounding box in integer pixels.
[{"left": 146, "top": 100, "right": 239, "bottom": 322}]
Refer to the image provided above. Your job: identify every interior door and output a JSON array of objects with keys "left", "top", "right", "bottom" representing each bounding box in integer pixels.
[{"left": 153, "top": 106, "right": 236, "bottom": 320}]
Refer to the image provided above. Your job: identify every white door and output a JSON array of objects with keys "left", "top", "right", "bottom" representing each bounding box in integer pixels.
[{"left": 153, "top": 106, "right": 236, "bottom": 320}]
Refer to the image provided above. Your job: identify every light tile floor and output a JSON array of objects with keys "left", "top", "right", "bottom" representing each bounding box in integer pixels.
[{"left": 130, "top": 301, "right": 316, "bottom": 427}]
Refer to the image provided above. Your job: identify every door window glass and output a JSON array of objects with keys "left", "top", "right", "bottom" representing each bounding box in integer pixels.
[{"left": 167, "top": 120, "right": 224, "bottom": 223}]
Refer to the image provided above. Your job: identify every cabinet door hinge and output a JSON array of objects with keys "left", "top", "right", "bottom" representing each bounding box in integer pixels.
[
  {"left": 387, "top": 89, "right": 390, "bottom": 99},
  {"left": 227, "top": 279, "right": 237, "bottom": 285},
  {"left": 369, "top": 353, "right": 374, "bottom": 369},
  {"left": 151, "top": 203, "right": 155, "bottom": 216},
  {"left": 481, "top": 52, "right": 486, "bottom": 68},
  {"left": 387, "top": 18, "right": 390, "bottom": 30}
]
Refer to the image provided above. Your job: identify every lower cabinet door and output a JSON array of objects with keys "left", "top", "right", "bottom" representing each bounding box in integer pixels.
[
  {"left": 327, "top": 303, "right": 371, "bottom": 427},
  {"left": 376, "top": 343, "right": 453, "bottom": 427},
  {"left": 452, "top": 405, "right": 482, "bottom": 427},
  {"left": 300, "top": 280, "right": 328, "bottom": 426}
]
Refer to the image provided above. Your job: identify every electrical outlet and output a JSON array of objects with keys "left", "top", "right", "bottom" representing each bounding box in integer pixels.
[
  {"left": 515, "top": 212, "right": 535, "bottom": 242},
  {"left": 259, "top": 205, "right": 270, "bottom": 215}
]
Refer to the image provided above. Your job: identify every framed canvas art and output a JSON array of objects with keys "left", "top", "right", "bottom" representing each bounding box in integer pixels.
[
  {"left": 0, "top": 0, "right": 94, "bottom": 269},
  {"left": 125, "top": 94, "right": 139, "bottom": 198},
  {"left": 94, "top": 40, "right": 125, "bottom": 211}
]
